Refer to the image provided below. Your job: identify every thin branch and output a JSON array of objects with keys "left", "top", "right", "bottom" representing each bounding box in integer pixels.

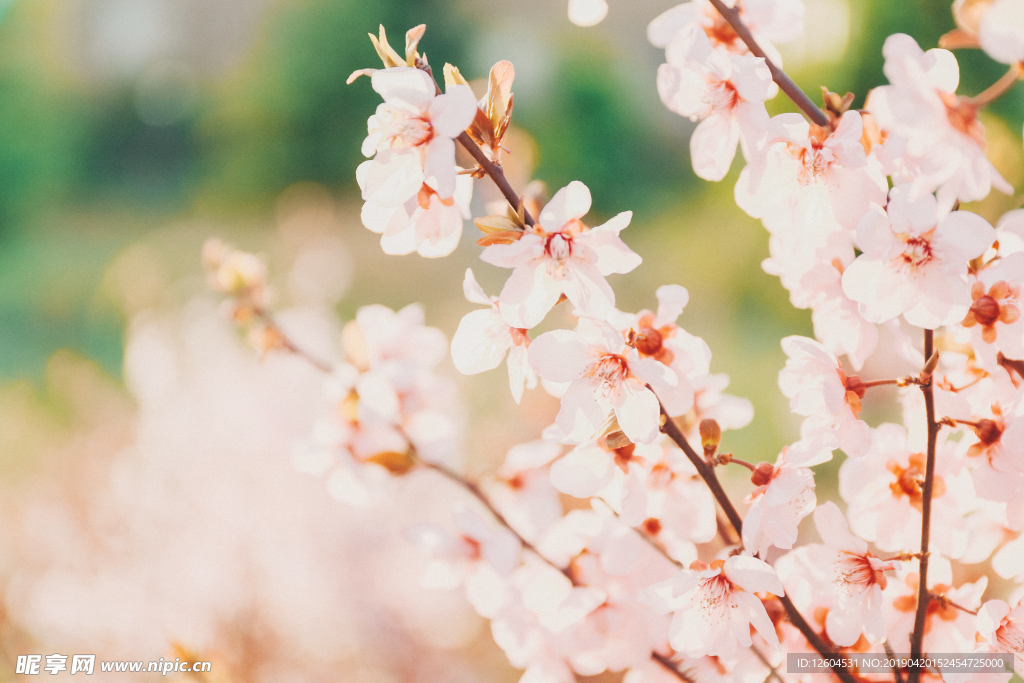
[
  {"left": 414, "top": 456, "right": 580, "bottom": 585},
  {"left": 932, "top": 593, "right": 978, "bottom": 616},
  {"left": 658, "top": 401, "right": 745, "bottom": 538},
  {"left": 652, "top": 651, "right": 696, "bottom": 683},
  {"left": 750, "top": 644, "right": 786, "bottom": 683},
  {"left": 419, "top": 63, "right": 536, "bottom": 227},
  {"left": 252, "top": 306, "right": 333, "bottom": 373},
  {"left": 654, "top": 399, "right": 856, "bottom": 683},
  {"left": 706, "top": 0, "right": 829, "bottom": 127},
  {"left": 728, "top": 457, "right": 758, "bottom": 472},
  {"left": 884, "top": 641, "right": 905, "bottom": 683},
  {"left": 907, "top": 329, "right": 939, "bottom": 683},
  {"left": 863, "top": 377, "right": 922, "bottom": 389},
  {"left": 968, "top": 63, "right": 1022, "bottom": 108},
  {"left": 456, "top": 132, "right": 536, "bottom": 226}
]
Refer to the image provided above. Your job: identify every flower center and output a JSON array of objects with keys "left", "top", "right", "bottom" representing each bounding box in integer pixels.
[
  {"left": 972, "top": 294, "right": 1002, "bottom": 326},
  {"left": 386, "top": 111, "right": 434, "bottom": 149},
  {"left": 836, "top": 553, "right": 887, "bottom": 593},
  {"left": 940, "top": 92, "right": 985, "bottom": 146},
  {"left": 964, "top": 281, "right": 1020, "bottom": 343},
  {"left": 703, "top": 7, "right": 741, "bottom": 49},
  {"left": 696, "top": 573, "right": 735, "bottom": 621},
  {"left": 887, "top": 453, "right": 945, "bottom": 511},
  {"left": 543, "top": 232, "right": 575, "bottom": 278},
  {"left": 997, "top": 617, "right": 1024, "bottom": 653},
  {"left": 586, "top": 353, "right": 630, "bottom": 395},
  {"left": 705, "top": 78, "right": 741, "bottom": 115},
  {"left": 891, "top": 231, "right": 936, "bottom": 273},
  {"left": 635, "top": 326, "right": 664, "bottom": 356}
]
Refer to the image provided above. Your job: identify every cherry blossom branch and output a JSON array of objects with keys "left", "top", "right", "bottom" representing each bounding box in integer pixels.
[
  {"left": 931, "top": 592, "right": 978, "bottom": 616},
  {"left": 658, "top": 402, "right": 746, "bottom": 537},
  {"left": 862, "top": 376, "right": 923, "bottom": 389},
  {"left": 725, "top": 456, "right": 758, "bottom": 471},
  {"left": 652, "top": 651, "right": 696, "bottom": 682},
  {"left": 420, "top": 64, "right": 536, "bottom": 227},
  {"left": 968, "top": 63, "right": 1022, "bottom": 108},
  {"left": 413, "top": 455, "right": 580, "bottom": 585},
  {"left": 654, "top": 400, "right": 857, "bottom": 683},
  {"left": 706, "top": 0, "right": 829, "bottom": 128},
  {"left": 456, "top": 132, "right": 536, "bottom": 227},
  {"left": 907, "top": 329, "right": 939, "bottom": 683},
  {"left": 251, "top": 306, "right": 333, "bottom": 373},
  {"left": 884, "top": 642, "right": 906, "bottom": 683}
]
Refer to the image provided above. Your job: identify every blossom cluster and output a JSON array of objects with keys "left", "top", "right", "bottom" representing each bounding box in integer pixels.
[{"left": 210, "top": 5, "right": 1024, "bottom": 683}]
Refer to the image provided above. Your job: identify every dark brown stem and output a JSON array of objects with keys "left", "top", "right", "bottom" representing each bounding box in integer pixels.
[
  {"left": 654, "top": 399, "right": 857, "bottom": 683},
  {"left": 658, "top": 401, "right": 745, "bottom": 538},
  {"left": 416, "top": 457, "right": 579, "bottom": 585},
  {"left": 907, "top": 329, "right": 938, "bottom": 683},
  {"left": 252, "top": 306, "right": 333, "bottom": 373},
  {"left": 884, "top": 641, "right": 905, "bottom": 683},
  {"left": 652, "top": 652, "right": 695, "bottom": 683},
  {"left": 706, "top": 0, "right": 830, "bottom": 128},
  {"left": 456, "top": 132, "right": 536, "bottom": 226}
]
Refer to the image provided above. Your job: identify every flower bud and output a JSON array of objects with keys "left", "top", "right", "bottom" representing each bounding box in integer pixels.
[
  {"left": 750, "top": 462, "right": 775, "bottom": 487},
  {"left": 700, "top": 419, "right": 721, "bottom": 457}
]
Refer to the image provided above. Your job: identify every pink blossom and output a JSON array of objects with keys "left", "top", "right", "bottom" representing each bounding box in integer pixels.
[
  {"left": 450, "top": 269, "right": 537, "bottom": 403},
  {"left": 644, "top": 555, "right": 785, "bottom": 659},
  {"left": 405, "top": 506, "right": 522, "bottom": 589},
  {"left": 361, "top": 67, "right": 477, "bottom": 201},
  {"left": 549, "top": 439, "right": 653, "bottom": 525},
  {"left": 884, "top": 570, "right": 987, "bottom": 653},
  {"left": 528, "top": 319, "right": 677, "bottom": 444},
  {"left": 778, "top": 335, "right": 872, "bottom": 457},
  {"left": 737, "top": 110, "right": 887, "bottom": 235},
  {"left": 812, "top": 502, "right": 898, "bottom": 646},
  {"left": 842, "top": 186, "right": 996, "bottom": 329},
  {"left": 964, "top": 253, "right": 1024, "bottom": 362},
  {"left": 742, "top": 446, "right": 822, "bottom": 559},
  {"left": 978, "top": 599, "right": 1024, "bottom": 669},
  {"left": 978, "top": 0, "right": 1024, "bottom": 65},
  {"left": 866, "top": 34, "right": 1012, "bottom": 211},
  {"left": 359, "top": 174, "right": 473, "bottom": 257},
  {"left": 648, "top": 0, "right": 804, "bottom": 60},
  {"left": 481, "top": 181, "right": 642, "bottom": 328},
  {"left": 608, "top": 284, "right": 708, "bottom": 417},
  {"left": 656, "top": 25, "right": 772, "bottom": 180},
  {"left": 839, "top": 423, "right": 973, "bottom": 557}
]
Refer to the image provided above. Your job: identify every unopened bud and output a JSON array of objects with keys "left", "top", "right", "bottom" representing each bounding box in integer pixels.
[
  {"left": 365, "top": 450, "right": 416, "bottom": 476},
  {"left": 921, "top": 350, "right": 940, "bottom": 381},
  {"left": 700, "top": 419, "right": 721, "bottom": 457},
  {"left": 751, "top": 462, "right": 775, "bottom": 487}
]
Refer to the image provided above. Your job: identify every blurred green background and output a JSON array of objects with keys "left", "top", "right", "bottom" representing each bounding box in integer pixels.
[{"left": 0, "top": 0, "right": 1021, "bottom": 468}]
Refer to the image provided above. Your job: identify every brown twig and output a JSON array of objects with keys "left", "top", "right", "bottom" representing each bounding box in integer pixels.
[
  {"left": 654, "top": 399, "right": 856, "bottom": 683},
  {"left": 456, "top": 132, "right": 536, "bottom": 226},
  {"left": 706, "top": 0, "right": 829, "bottom": 128},
  {"left": 652, "top": 651, "right": 696, "bottom": 683},
  {"left": 658, "top": 402, "right": 745, "bottom": 538},
  {"left": 252, "top": 306, "right": 333, "bottom": 373},
  {"left": 907, "top": 329, "right": 939, "bottom": 683},
  {"left": 415, "top": 457, "right": 579, "bottom": 585},
  {"left": 931, "top": 592, "right": 978, "bottom": 616},
  {"left": 968, "top": 63, "right": 1022, "bottom": 108},
  {"left": 885, "top": 641, "right": 905, "bottom": 683}
]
